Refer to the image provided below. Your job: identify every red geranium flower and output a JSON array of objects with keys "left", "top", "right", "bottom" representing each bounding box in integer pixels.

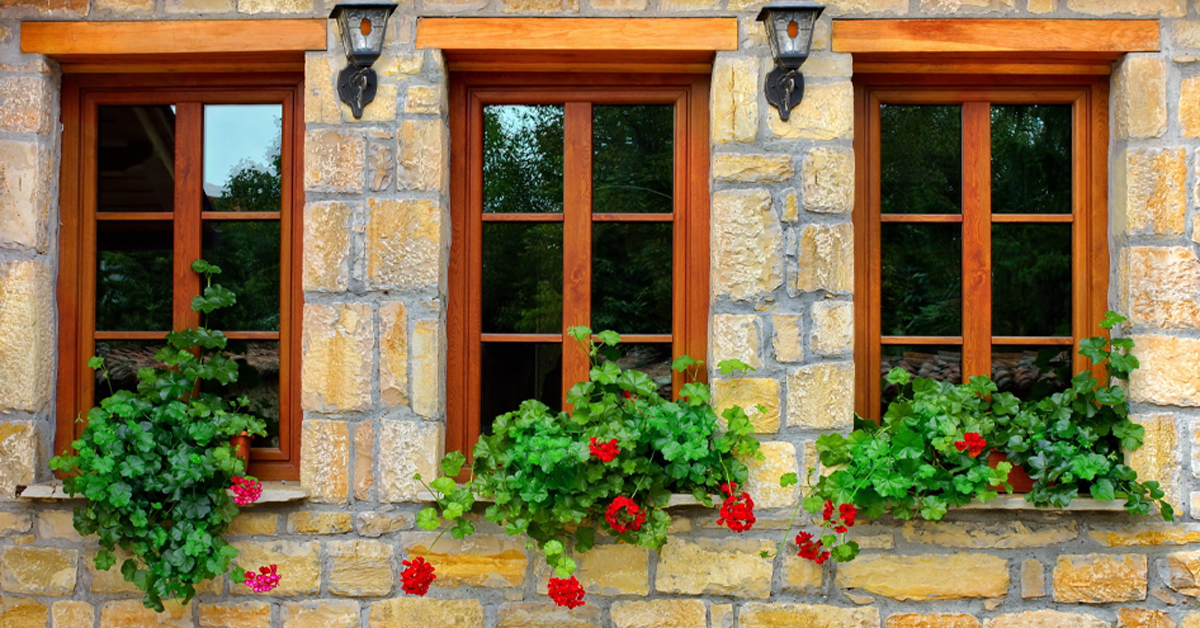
[
  {"left": 230, "top": 476, "right": 262, "bottom": 506},
  {"left": 548, "top": 576, "right": 586, "bottom": 608},
  {"left": 954, "top": 432, "right": 987, "bottom": 458},
  {"left": 795, "top": 532, "right": 830, "bottom": 565},
  {"left": 400, "top": 556, "right": 436, "bottom": 596},
  {"left": 243, "top": 564, "right": 281, "bottom": 592},
  {"left": 589, "top": 437, "right": 620, "bottom": 463},
  {"left": 605, "top": 496, "right": 646, "bottom": 533},
  {"left": 717, "top": 483, "right": 756, "bottom": 533}
]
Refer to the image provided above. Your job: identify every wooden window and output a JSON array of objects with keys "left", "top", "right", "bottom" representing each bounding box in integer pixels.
[
  {"left": 446, "top": 73, "right": 710, "bottom": 458},
  {"left": 853, "top": 75, "right": 1109, "bottom": 420},
  {"left": 57, "top": 74, "right": 304, "bottom": 480}
]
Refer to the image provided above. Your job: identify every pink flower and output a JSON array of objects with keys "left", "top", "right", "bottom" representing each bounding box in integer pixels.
[
  {"left": 243, "top": 564, "right": 280, "bottom": 593},
  {"left": 231, "top": 476, "right": 262, "bottom": 506}
]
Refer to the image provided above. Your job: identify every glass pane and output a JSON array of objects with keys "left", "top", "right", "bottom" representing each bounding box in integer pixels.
[
  {"left": 96, "top": 221, "right": 173, "bottom": 332},
  {"left": 991, "top": 105, "right": 1072, "bottom": 215},
  {"left": 880, "top": 345, "right": 962, "bottom": 415},
  {"left": 203, "top": 105, "right": 283, "bottom": 213},
  {"left": 602, "top": 343, "right": 673, "bottom": 398},
  {"left": 593, "top": 105, "right": 674, "bottom": 214},
  {"left": 992, "top": 345, "right": 1072, "bottom": 402},
  {"left": 880, "top": 105, "right": 962, "bottom": 214},
  {"left": 201, "top": 221, "right": 281, "bottom": 331},
  {"left": 992, "top": 224, "right": 1072, "bottom": 337},
  {"left": 483, "top": 105, "right": 564, "bottom": 214},
  {"left": 97, "top": 105, "right": 176, "bottom": 214},
  {"left": 881, "top": 223, "right": 962, "bottom": 337},
  {"left": 480, "top": 343, "right": 562, "bottom": 435},
  {"left": 482, "top": 223, "right": 563, "bottom": 334},
  {"left": 592, "top": 223, "right": 672, "bottom": 335},
  {"left": 93, "top": 340, "right": 166, "bottom": 408},
  {"left": 203, "top": 340, "right": 281, "bottom": 449}
]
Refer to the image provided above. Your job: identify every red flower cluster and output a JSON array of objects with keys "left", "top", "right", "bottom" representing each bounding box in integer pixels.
[
  {"left": 822, "top": 500, "right": 857, "bottom": 534},
  {"left": 589, "top": 437, "right": 620, "bottom": 463},
  {"left": 401, "top": 557, "right": 437, "bottom": 596},
  {"left": 605, "top": 496, "right": 646, "bottom": 533},
  {"left": 717, "top": 482, "right": 756, "bottom": 533},
  {"left": 243, "top": 564, "right": 280, "bottom": 592},
  {"left": 795, "top": 531, "right": 830, "bottom": 565},
  {"left": 954, "top": 432, "right": 987, "bottom": 458},
  {"left": 548, "top": 576, "right": 586, "bottom": 608},
  {"left": 230, "top": 476, "right": 262, "bottom": 506}
]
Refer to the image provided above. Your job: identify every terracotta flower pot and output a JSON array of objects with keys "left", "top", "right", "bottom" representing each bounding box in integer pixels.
[
  {"left": 988, "top": 451, "right": 1034, "bottom": 493},
  {"left": 230, "top": 431, "right": 252, "bottom": 469}
]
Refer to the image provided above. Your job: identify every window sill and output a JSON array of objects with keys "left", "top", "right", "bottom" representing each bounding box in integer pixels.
[{"left": 16, "top": 481, "right": 308, "bottom": 506}]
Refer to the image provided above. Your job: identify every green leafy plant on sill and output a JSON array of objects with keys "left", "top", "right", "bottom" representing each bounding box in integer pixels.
[
  {"left": 406, "top": 327, "right": 764, "bottom": 608},
  {"left": 49, "top": 260, "right": 270, "bottom": 612}
]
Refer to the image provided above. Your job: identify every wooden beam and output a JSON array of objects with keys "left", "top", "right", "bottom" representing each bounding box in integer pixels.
[
  {"left": 832, "top": 19, "right": 1159, "bottom": 54},
  {"left": 417, "top": 17, "right": 738, "bottom": 52},
  {"left": 22, "top": 19, "right": 327, "bottom": 56}
]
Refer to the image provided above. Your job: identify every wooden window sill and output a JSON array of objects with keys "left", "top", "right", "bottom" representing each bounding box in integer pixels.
[{"left": 16, "top": 481, "right": 308, "bottom": 506}]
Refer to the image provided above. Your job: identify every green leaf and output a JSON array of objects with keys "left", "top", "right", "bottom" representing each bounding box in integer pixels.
[
  {"left": 567, "top": 326, "right": 592, "bottom": 342},
  {"left": 590, "top": 362, "right": 621, "bottom": 385},
  {"left": 430, "top": 477, "right": 457, "bottom": 495},
  {"left": 671, "top": 355, "right": 699, "bottom": 372},
  {"left": 450, "top": 519, "right": 475, "bottom": 540},
  {"left": 779, "top": 472, "right": 799, "bottom": 488},
  {"left": 416, "top": 508, "right": 440, "bottom": 530},
  {"left": 884, "top": 367, "right": 911, "bottom": 386},
  {"left": 717, "top": 358, "right": 752, "bottom": 374},
  {"left": 88, "top": 356, "right": 105, "bottom": 370},
  {"left": 1090, "top": 478, "right": 1115, "bottom": 501},
  {"left": 574, "top": 527, "right": 596, "bottom": 553},
  {"left": 543, "top": 540, "right": 565, "bottom": 556},
  {"left": 441, "top": 451, "right": 467, "bottom": 477},
  {"left": 597, "top": 330, "right": 621, "bottom": 346}
]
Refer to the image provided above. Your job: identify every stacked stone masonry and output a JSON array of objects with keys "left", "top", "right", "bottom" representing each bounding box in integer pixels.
[{"left": 7, "top": 0, "right": 1200, "bottom": 625}]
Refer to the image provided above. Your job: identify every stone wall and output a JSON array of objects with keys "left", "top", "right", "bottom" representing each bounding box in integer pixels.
[{"left": 6, "top": 0, "right": 1200, "bottom": 625}]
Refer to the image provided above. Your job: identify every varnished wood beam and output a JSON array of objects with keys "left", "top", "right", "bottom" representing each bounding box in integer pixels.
[{"left": 832, "top": 19, "right": 1159, "bottom": 54}]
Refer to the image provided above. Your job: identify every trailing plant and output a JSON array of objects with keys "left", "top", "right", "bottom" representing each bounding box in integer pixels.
[
  {"left": 49, "top": 260, "right": 274, "bottom": 611},
  {"left": 408, "top": 327, "right": 764, "bottom": 607},
  {"left": 994, "top": 312, "right": 1174, "bottom": 519}
]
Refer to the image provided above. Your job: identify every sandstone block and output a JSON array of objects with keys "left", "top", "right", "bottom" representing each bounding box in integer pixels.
[
  {"left": 1092, "top": 523, "right": 1200, "bottom": 547},
  {"left": 281, "top": 600, "right": 360, "bottom": 628},
  {"left": 375, "top": 53, "right": 424, "bottom": 78},
  {"left": 798, "top": 53, "right": 853, "bottom": 78},
  {"left": 397, "top": 120, "right": 446, "bottom": 192},
  {"left": 535, "top": 544, "right": 649, "bottom": 596},
  {"left": 711, "top": 604, "right": 733, "bottom": 628},
  {"left": 0, "top": 261, "right": 54, "bottom": 414},
  {"left": 801, "top": 146, "right": 854, "bottom": 214},
  {"left": 352, "top": 83, "right": 396, "bottom": 123},
  {"left": 366, "top": 198, "right": 443, "bottom": 291},
  {"left": 786, "top": 362, "right": 854, "bottom": 429},
  {"left": 0, "top": 425, "right": 38, "bottom": 496},
  {"left": 782, "top": 189, "right": 799, "bottom": 222},
  {"left": 711, "top": 56, "right": 759, "bottom": 143},
  {"left": 378, "top": 302, "right": 410, "bottom": 407},
  {"left": 304, "top": 129, "right": 364, "bottom": 193},
  {"left": 795, "top": 223, "right": 853, "bottom": 294},
  {"left": 378, "top": 420, "right": 441, "bottom": 502},
  {"left": 405, "top": 85, "right": 443, "bottom": 115},
  {"left": 1120, "top": 247, "right": 1200, "bottom": 329},
  {"left": 404, "top": 533, "right": 526, "bottom": 588},
  {"left": 712, "top": 377, "right": 780, "bottom": 433},
  {"left": 900, "top": 519, "right": 1078, "bottom": 548},
  {"left": 772, "top": 314, "right": 803, "bottom": 362},
  {"left": 713, "top": 154, "right": 794, "bottom": 183},
  {"left": 887, "top": 615, "right": 980, "bottom": 628},
  {"left": 782, "top": 554, "right": 822, "bottom": 592},
  {"left": 99, "top": 601, "right": 191, "bottom": 628},
  {"left": 836, "top": 553, "right": 1009, "bottom": 600},
  {"left": 1117, "top": 148, "right": 1186, "bottom": 236},
  {"left": 300, "top": 420, "right": 350, "bottom": 504},
  {"left": 1117, "top": 609, "right": 1175, "bottom": 628},
  {"left": 500, "top": 0, "right": 580, "bottom": 11},
  {"left": 1113, "top": 56, "right": 1167, "bottom": 139},
  {"left": 984, "top": 610, "right": 1107, "bottom": 628},
  {"left": 92, "top": 0, "right": 154, "bottom": 12},
  {"left": 1160, "top": 550, "right": 1200, "bottom": 596},
  {"left": 591, "top": 0, "right": 648, "bottom": 8},
  {"left": 411, "top": 319, "right": 443, "bottom": 418},
  {"left": 237, "top": 0, "right": 311, "bottom": 12},
  {"left": 1022, "top": 559, "right": 1046, "bottom": 598},
  {"left": 227, "top": 513, "right": 278, "bottom": 536},
  {"left": 1053, "top": 553, "right": 1147, "bottom": 603},
  {"left": 198, "top": 602, "right": 271, "bottom": 628},
  {"left": 811, "top": 300, "right": 853, "bottom": 355},
  {"left": 768, "top": 82, "right": 853, "bottom": 140},
  {"left": 745, "top": 441, "right": 799, "bottom": 508},
  {"left": 287, "top": 511, "right": 352, "bottom": 534},
  {"left": 0, "top": 77, "right": 51, "bottom": 134},
  {"left": 739, "top": 603, "right": 880, "bottom": 628},
  {"left": 164, "top": 0, "right": 234, "bottom": 12},
  {"left": 303, "top": 201, "right": 351, "bottom": 292},
  {"left": 0, "top": 511, "right": 30, "bottom": 536},
  {"left": 1068, "top": 0, "right": 1184, "bottom": 16},
  {"left": 328, "top": 540, "right": 394, "bottom": 597},
  {"left": 1177, "top": 21, "right": 1200, "bottom": 48},
  {"left": 0, "top": 141, "right": 49, "bottom": 252},
  {"left": 496, "top": 602, "right": 601, "bottom": 628},
  {"left": 304, "top": 54, "right": 340, "bottom": 125},
  {"left": 1, "top": 546, "right": 77, "bottom": 595},
  {"left": 51, "top": 601, "right": 93, "bottom": 628},
  {"left": 230, "top": 541, "right": 320, "bottom": 596},
  {"left": 655, "top": 538, "right": 774, "bottom": 598},
  {"left": 300, "top": 303, "right": 374, "bottom": 412},
  {"left": 367, "top": 132, "right": 394, "bottom": 192},
  {"left": 1131, "top": 335, "right": 1200, "bottom": 406},
  {"left": 369, "top": 598, "right": 483, "bottom": 628},
  {"left": 1182, "top": 78, "right": 1200, "bottom": 138},
  {"left": 356, "top": 511, "right": 412, "bottom": 537},
  {"left": 353, "top": 421, "right": 375, "bottom": 501},
  {"left": 1128, "top": 414, "right": 1180, "bottom": 510},
  {"left": 0, "top": 596, "right": 47, "bottom": 628},
  {"left": 610, "top": 600, "right": 705, "bottom": 628},
  {"left": 712, "top": 314, "right": 763, "bottom": 370},
  {"left": 87, "top": 548, "right": 139, "bottom": 594},
  {"left": 1027, "top": 0, "right": 1054, "bottom": 11},
  {"left": 712, "top": 189, "right": 782, "bottom": 301}
]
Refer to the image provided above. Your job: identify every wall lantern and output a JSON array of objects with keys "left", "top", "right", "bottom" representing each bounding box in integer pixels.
[
  {"left": 329, "top": 1, "right": 398, "bottom": 119},
  {"left": 756, "top": 0, "right": 824, "bottom": 122}
]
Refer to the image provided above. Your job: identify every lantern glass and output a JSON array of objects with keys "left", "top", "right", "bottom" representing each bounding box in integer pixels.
[
  {"left": 757, "top": 3, "right": 824, "bottom": 70},
  {"left": 331, "top": 2, "right": 397, "bottom": 67}
]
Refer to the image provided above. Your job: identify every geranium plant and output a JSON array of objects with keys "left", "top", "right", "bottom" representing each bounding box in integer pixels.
[
  {"left": 408, "top": 327, "right": 764, "bottom": 607},
  {"left": 49, "top": 260, "right": 277, "bottom": 611}
]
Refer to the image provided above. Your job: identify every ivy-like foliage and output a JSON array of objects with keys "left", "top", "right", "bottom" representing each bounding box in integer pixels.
[
  {"left": 418, "top": 327, "right": 762, "bottom": 578},
  {"left": 49, "top": 260, "right": 267, "bottom": 612},
  {"left": 995, "top": 312, "right": 1174, "bottom": 519}
]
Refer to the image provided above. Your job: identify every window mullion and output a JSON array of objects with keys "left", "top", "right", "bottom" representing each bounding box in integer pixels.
[
  {"left": 173, "top": 102, "right": 203, "bottom": 332},
  {"left": 562, "top": 102, "right": 594, "bottom": 405},
  {"left": 961, "top": 101, "right": 992, "bottom": 380}
]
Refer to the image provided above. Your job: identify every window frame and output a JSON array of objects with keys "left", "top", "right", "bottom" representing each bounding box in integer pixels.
[
  {"left": 56, "top": 73, "right": 305, "bottom": 481},
  {"left": 852, "top": 74, "right": 1110, "bottom": 420},
  {"left": 446, "top": 72, "right": 711, "bottom": 459}
]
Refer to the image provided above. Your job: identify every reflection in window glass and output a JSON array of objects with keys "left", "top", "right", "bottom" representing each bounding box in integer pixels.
[
  {"left": 203, "top": 105, "right": 283, "bottom": 212},
  {"left": 482, "top": 223, "right": 563, "bottom": 334},
  {"left": 96, "top": 221, "right": 173, "bottom": 332},
  {"left": 93, "top": 340, "right": 167, "bottom": 407},
  {"left": 593, "top": 105, "right": 673, "bottom": 214},
  {"left": 880, "top": 345, "right": 962, "bottom": 415},
  {"left": 97, "top": 105, "right": 177, "bottom": 214},
  {"left": 600, "top": 343, "right": 673, "bottom": 398},
  {"left": 483, "top": 105, "right": 564, "bottom": 214},
  {"left": 592, "top": 223, "right": 672, "bottom": 335},
  {"left": 992, "top": 345, "right": 1071, "bottom": 402},
  {"left": 992, "top": 105, "right": 1072, "bottom": 215},
  {"left": 992, "top": 224, "right": 1071, "bottom": 337},
  {"left": 880, "top": 105, "right": 962, "bottom": 214},
  {"left": 480, "top": 343, "right": 562, "bottom": 435},
  {"left": 881, "top": 223, "right": 962, "bottom": 337},
  {"left": 202, "top": 221, "right": 281, "bottom": 331},
  {"left": 204, "top": 340, "right": 281, "bottom": 448}
]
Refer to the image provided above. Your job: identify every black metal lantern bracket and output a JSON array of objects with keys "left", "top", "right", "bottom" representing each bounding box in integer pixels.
[
  {"left": 330, "top": 1, "right": 398, "bottom": 119},
  {"left": 756, "top": 1, "right": 825, "bottom": 122}
]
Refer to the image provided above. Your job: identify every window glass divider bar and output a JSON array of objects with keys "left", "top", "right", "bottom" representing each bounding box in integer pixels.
[
  {"left": 480, "top": 213, "right": 564, "bottom": 222},
  {"left": 961, "top": 101, "right": 992, "bottom": 380},
  {"left": 480, "top": 333, "right": 564, "bottom": 343},
  {"left": 991, "top": 336, "right": 1075, "bottom": 346},
  {"left": 96, "top": 212, "right": 174, "bottom": 221},
  {"left": 592, "top": 213, "right": 674, "bottom": 222},
  {"left": 878, "top": 213, "right": 962, "bottom": 223},
  {"left": 991, "top": 213, "right": 1073, "bottom": 223},
  {"left": 172, "top": 102, "right": 203, "bottom": 332},
  {"left": 880, "top": 336, "right": 964, "bottom": 345},
  {"left": 202, "top": 211, "right": 282, "bottom": 221},
  {"left": 561, "top": 101, "right": 593, "bottom": 409}
]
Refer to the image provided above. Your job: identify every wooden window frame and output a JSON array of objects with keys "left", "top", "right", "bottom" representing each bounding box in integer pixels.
[
  {"left": 446, "top": 72, "right": 711, "bottom": 460},
  {"left": 57, "top": 73, "right": 305, "bottom": 480},
  {"left": 852, "top": 74, "right": 1110, "bottom": 420}
]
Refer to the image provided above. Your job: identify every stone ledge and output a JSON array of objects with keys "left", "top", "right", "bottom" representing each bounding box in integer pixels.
[{"left": 16, "top": 481, "right": 308, "bottom": 505}]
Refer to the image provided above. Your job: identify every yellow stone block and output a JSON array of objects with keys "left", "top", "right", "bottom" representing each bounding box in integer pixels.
[
  {"left": 0, "top": 140, "right": 50, "bottom": 252},
  {"left": 794, "top": 223, "right": 853, "bottom": 294},
  {"left": 379, "top": 302, "right": 409, "bottom": 407},
  {"left": 801, "top": 146, "right": 854, "bottom": 214},
  {"left": 772, "top": 314, "right": 803, "bottom": 363},
  {"left": 1130, "top": 335, "right": 1200, "bottom": 406},
  {"left": 304, "top": 129, "right": 365, "bottom": 193},
  {"left": 1021, "top": 559, "right": 1045, "bottom": 599},
  {"left": 539, "top": 544, "right": 650, "bottom": 596},
  {"left": 227, "top": 513, "right": 278, "bottom": 537},
  {"left": 328, "top": 540, "right": 394, "bottom": 597},
  {"left": 0, "top": 512, "right": 31, "bottom": 536},
  {"left": 782, "top": 554, "right": 822, "bottom": 593},
  {"left": 610, "top": 600, "right": 705, "bottom": 628},
  {"left": 1120, "top": 247, "right": 1200, "bottom": 329},
  {"left": 281, "top": 600, "right": 359, "bottom": 628},
  {"left": 712, "top": 377, "right": 781, "bottom": 434},
  {"left": 378, "top": 420, "right": 441, "bottom": 502},
  {"left": 403, "top": 533, "right": 527, "bottom": 588},
  {"left": 354, "top": 422, "right": 376, "bottom": 502},
  {"left": 0, "top": 261, "right": 54, "bottom": 414},
  {"left": 655, "top": 538, "right": 774, "bottom": 598},
  {"left": 1116, "top": 148, "right": 1186, "bottom": 236},
  {"left": 767, "top": 82, "right": 853, "bottom": 140},
  {"left": 712, "top": 153, "right": 794, "bottom": 183},
  {"left": 0, "top": 597, "right": 48, "bottom": 628},
  {"left": 786, "top": 362, "right": 854, "bottom": 430},
  {"left": 300, "top": 420, "right": 351, "bottom": 504},
  {"left": 1, "top": 546, "right": 77, "bottom": 596},
  {"left": 301, "top": 304, "right": 374, "bottom": 413},
  {"left": 836, "top": 553, "right": 1009, "bottom": 601},
  {"left": 886, "top": 614, "right": 980, "bottom": 628},
  {"left": 397, "top": 119, "right": 446, "bottom": 192},
  {"left": 1052, "top": 553, "right": 1147, "bottom": 603},
  {"left": 1127, "top": 414, "right": 1180, "bottom": 511},
  {"left": 51, "top": 601, "right": 93, "bottom": 628},
  {"left": 302, "top": 201, "right": 351, "bottom": 292},
  {"left": 98, "top": 600, "right": 191, "bottom": 628},
  {"left": 1160, "top": 550, "right": 1200, "bottom": 596},
  {"left": 810, "top": 300, "right": 853, "bottom": 356},
  {"left": 984, "top": 610, "right": 1107, "bottom": 628},
  {"left": 711, "top": 56, "right": 759, "bottom": 143},
  {"left": 1067, "top": 0, "right": 1184, "bottom": 16},
  {"left": 1116, "top": 608, "right": 1175, "bottom": 628},
  {"left": 287, "top": 511, "right": 352, "bottom": 534},
  {"left": 87, "top": 549, "right": 139, "bottom": 594},
  {"left": 712, "top": 314, "right": 763, "bottom": 370},
  {"left": 900, "top": 519, "right": 1078, "bottom": 548},
  {"left": 366, "top": 198, "right": 443, "bottom": 291},
  {"left": 230, "top": 541, "right": 320, "bottom": 596},
  {"left": 369, "top": 598, "right": 483, "bottom": 628},
  {"left": 738, "top": 602, "right": 880, "bottom": 628},
  {"left": 411, "top": 319, "right": 443, "bottom": 418},
  {"left": 198, "top": 602, "right": 271, "bottom": 628},
  {"left": 711, "top": 190, "right": 783, "bottom": 302},
  {"left": 745, "top": 441, "right": 799, "bottom": 508}
]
